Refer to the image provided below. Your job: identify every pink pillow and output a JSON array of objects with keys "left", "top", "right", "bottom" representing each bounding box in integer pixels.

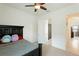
[{"left": 11, "top": 34, "right": 19, "bottom": 42}]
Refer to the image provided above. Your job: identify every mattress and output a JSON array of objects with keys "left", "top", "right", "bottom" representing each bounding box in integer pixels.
[{"left": 0, "top": 40, "right": 38, "bottom": 56}]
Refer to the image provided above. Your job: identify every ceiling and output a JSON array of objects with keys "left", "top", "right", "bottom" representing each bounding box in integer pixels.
[{"left": 3, "top": 3, "right": 76, "bottom": 16}]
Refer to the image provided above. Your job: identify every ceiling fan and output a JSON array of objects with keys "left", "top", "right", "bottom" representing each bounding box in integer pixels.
[{"left": 25, "top": 3, "right": 47, "bottom": 12}]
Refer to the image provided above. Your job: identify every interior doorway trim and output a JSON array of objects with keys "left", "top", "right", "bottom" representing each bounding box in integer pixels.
[{"left": 66, "top": 13, "right": 79, "bottom": 55}]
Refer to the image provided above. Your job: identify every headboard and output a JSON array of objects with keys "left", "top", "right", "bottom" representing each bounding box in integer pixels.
[{"left": 0, "top": 25, "right": 24, "bottom": 39}]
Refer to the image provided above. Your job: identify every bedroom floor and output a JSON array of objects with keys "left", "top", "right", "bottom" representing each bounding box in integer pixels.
[{"left": 42, "top": 39, "right": 77, "bottom": 56}]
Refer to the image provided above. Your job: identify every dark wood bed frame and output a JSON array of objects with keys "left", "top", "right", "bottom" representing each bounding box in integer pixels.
[
  {"left": 0, "top": 25, "right": 42, "bottom": 56},
  {"left": 0, "top": 25, "right": 23, "bottom": 37},
  {"left": 23, "top": 44, "right": 42, "bottom": 56}
]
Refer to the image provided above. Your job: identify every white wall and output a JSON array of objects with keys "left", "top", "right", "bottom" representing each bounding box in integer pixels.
[
  {"left": 0, "top": 4, "right": 37, "bottom": 42},
  {"left": 39, "top": 4, "right": 79, "bottom": 50}
]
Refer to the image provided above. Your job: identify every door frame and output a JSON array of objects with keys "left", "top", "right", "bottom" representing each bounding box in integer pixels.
[{"left": 66, "top": 13, "right": 79, "bottom": 54}]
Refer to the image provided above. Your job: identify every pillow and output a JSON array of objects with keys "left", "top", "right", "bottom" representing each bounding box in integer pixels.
[
  {"left": 1, "top": 35, "right": 11, "bottom": 43},
  {"left": 11, "top": 34, "right": 19, "bottom": 42},
  {"left": 18, "top": 35, "right": 23, "bottom": 40}
]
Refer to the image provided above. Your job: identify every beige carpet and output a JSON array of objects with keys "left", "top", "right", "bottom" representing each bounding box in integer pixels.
[{"left": 42, "top": 43, "right": 77, "bottom": 56}]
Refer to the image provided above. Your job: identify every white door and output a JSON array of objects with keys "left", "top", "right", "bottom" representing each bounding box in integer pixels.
[{"left": 38, "top": 19, "right": 48, "bottom": 44}]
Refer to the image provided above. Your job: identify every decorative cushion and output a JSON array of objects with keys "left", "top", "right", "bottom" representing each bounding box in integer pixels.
[
  {"left": 18, "top": 35, "right": 23, "bottom": 40},
  {"left": 1, "top": 35, "right": 11, "bottom": 43},
  {"left": 11, "top": 34, "right": 19, "bottom": 42}
]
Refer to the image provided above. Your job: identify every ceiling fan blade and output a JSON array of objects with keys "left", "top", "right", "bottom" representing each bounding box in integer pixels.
[
  {"left": 34, "top": 9, "right": 37, "bottom": 12},
  {"left": 40, "top": 3, "right": 45, "bottom": 5},
  {"left": 35, "top": 3, "right": 45, "bottom": 5},
  {"left": 25, "top": 5, "right": 34, "bottom": 7},
  {"left": 40, "top": 6, "right": 47, "bottom": 10}
]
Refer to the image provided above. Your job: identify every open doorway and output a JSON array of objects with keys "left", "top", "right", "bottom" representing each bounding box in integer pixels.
[
  {"left": 66, "top": 13, "right": 79, "bottom": 55},
  {"left": 48, "top": 24, "right": 52, "bottom": 40}
]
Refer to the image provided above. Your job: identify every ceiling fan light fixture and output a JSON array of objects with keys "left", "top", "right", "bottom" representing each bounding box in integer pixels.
[
  {"left": 25, "top": 3, "right": 47, "bottom": 12},
  {"left": 34, "top": 5, "right": 40, "bottom": 9}
]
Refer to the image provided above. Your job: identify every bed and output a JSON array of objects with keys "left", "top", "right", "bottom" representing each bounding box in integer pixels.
[{"left": 0, "top": 25, "right": 39, "bottom": 56}]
